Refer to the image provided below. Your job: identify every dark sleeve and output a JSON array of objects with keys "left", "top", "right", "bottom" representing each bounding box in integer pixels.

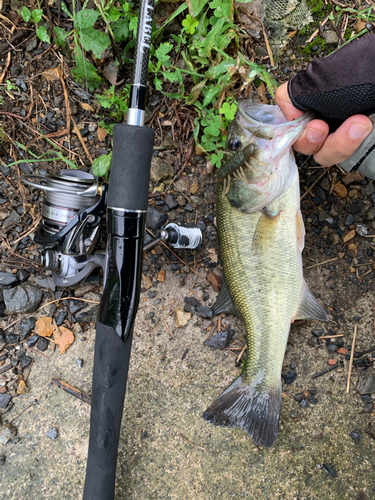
[{"left": 288, "top": 33, "right": 375, "bottom": 130}]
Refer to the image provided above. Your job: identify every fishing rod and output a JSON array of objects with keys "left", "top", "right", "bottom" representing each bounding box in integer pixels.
[{"left": 82, "top": 0, "right": 155, "bottom": 497}]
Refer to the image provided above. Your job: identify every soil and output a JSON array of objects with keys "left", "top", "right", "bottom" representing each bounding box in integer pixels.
[{"left": 0, "top": 1, "right": 375, "bottom": 500}]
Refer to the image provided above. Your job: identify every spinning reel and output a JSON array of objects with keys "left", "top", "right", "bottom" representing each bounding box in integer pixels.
[{"left": 22, "top": 170, "right": 202, "bottom": 287}]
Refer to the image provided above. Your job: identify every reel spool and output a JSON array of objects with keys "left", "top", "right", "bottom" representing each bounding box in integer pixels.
[{"left": 22, "top": 170, "right": 101, "bottom": 236}]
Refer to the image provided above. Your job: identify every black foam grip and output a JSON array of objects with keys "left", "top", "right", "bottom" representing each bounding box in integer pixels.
[
  {"left": 83, "top": 321, "right": 133, "bottom": 500},
  {"left": 108, "top": 124, "right": 155, "bottom": 210}
]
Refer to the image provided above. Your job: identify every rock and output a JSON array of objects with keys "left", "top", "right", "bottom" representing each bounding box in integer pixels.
[
  {"left": 322, "top": 463, "right": 338, "bottom": 478},
  {"left": 333, "top": 183, "right": 348, "bottom": 198},
  {"left": 0, "top": 455, "right": 5, "bottom": 466},
  {"left": 344, "top": 214, "right": 355, "bottom": 226},
  {"left": 357, "top": 372, "right": 375, "bottom": 394},
  {"left": 342, "top": 171, "right": 365, "bottom": 185},
  {"left": 184, "top": 203, "right": 193, "bottom": 212},
  {"left": 356, "top": 223, "right": 368, "bottom": 237},
  {"left": 69, "top": 300, "right": 86, "bottom": 315},
  {"left": 312, "top": 328, "right": 323, "bottom": 337},
  {"left": 0, "top": 394, "right": 12, "bottom": 408},
  {"left": 203, "top": 329, "right": 235, "bottom": 349},
  {"left": 327, "top": 342, "right": 338, "bottom": 354},
  {"left": 364, "top": 402, "right": 373, "bottom": 413},
  {"left": 349, "top": 429, "right": 361, "bottom": 443},
  {"left": 207, "top": 271, "right": 222, "bottom": 292},
  {"left": 17, "top": 269, "right": 30, "bottom": 282},
  {"left": 190, "top": 180, "right": 199, "bottom": 195},
  {"left": 147, "top": 207, "right": 167, "bottom": 232},
  {"left": 164, "top": 195, "right": 178, "bottom": 209},
  {"left": 283, "top": 370, "right": 297, "bottom": 385},
  {"left": 361, "top": 184, "right": 375, "bottom": 196},
  {"left": 196, "top": 305, "right": 213, "bottom": 319},
  {"left": 17, "top": 380, "right": 29, "bottom": 394},
  {"left": 18, "top": 317, "right": 36, "bottom": 339},
  {"left": 150, "top": 157, "right": 174, "bottom": 183},
  {"left": 175, "top": 179, "right": 188, "bottom": 193},
  {"left": 55, "top": 311, "right": 67, "bottom": 326},
  {"left": 19, "top": 355, "right": 32, "bottom": 369},
  {"left": 76, "top": 359, "right": 83, "bottom": 369},
  {"left": 308, "top": 336, "right": 318, "bottom": 347},
  {"left": 27, "top": 334, "right": 39, "bottom": 347},
  {"left": 25, "top": 38, "right": 38, "bottom": 51},
  {"left": 46, "top": 427, "right": 58, "bottom": 441},
  {"left": 34, "top": 276, "right": 56, "bottom": 292},
  {"left": 0, "top": 424, "right": 16, "bottom": 444},
  {"left": 5, "top": 333, "right": 19, "bottom": 344},
  {"left": 323, "top": 30, "right": 339, "bottom": 44},
  {"left": 184, "top": 297, "right": 201, "bottom": 308},
  {"left": 175, "top": 308, "right": 191, "bottom": 328},
  {"left": 37, "top": 336, "right": 48, "bottom": 352},
  {"left": 4, "top": 209, "right": 21, "bottom": 225},
  {"left": 3, "top": 285, "right": 42, "bottom": 313},
  {"left": 0, "top": 272, "right": 18, "bottom": 286},
  {"left": 361, "top": 394, "right": 372, "bottom": 403},
  {"left": 142, "top": 274, "right": 153, "bottom": 290},
  {"left": 308, "top": 395, "right": 318, "bottom": 405}
]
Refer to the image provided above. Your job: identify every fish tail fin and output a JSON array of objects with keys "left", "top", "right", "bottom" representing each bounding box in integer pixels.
[{"left": 203, "top": 376, "right": 282, "bottom": 448}]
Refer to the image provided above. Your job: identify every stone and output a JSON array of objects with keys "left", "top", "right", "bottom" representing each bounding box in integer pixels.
[
  {"left": 37, "top": 337, "right": 48, "bottom": 352},
  {"left": 333, "top": 183, "right": 348, "bottom": 198},
  {"left": 3, "top": 285, "right": 42, "bottom": 313},
  {"left": 0, "top": 424, "right": 16, "bottom": 444},
  {"left": 18, "top": 317, "right": 36, "bottom": 339},
  {"left": 342, "top": 171, "right": 365, "bottom": 185},
  {"left": 46, "top": 427, "right": 58, "bottom": 441},
  {"left": 0, "top": 455, "right": 5, "bottom": 466},
  {"left": 0, "top": 272, "right": 18, "bottom": 286},
  {"left": 283, "top": 370, "right": 297, "bottom": 384},
  {"left": 55, "top": 311, "right": 67, "bottom": 326},
  {"left": 349, "top": 429, "right": 361, "bottom": 443},
  {"left": 323, "top": 30, "right": 339, "bottom": 44},
  {"left": 190, "top": 180, "right": 199, "bottom": 195},
  {"left": 164, "top": 195, "right": 178, "bottom": 209},
  {"left": 344, "top": 214, "right": 355, "bottom": 226},
  {"left": 4, "top": 209, "right": 21, "bottom": 225},
  {"left": 356, "top": 371, "right": 375, "bottom": 394},
  {"left": 322, "top": 463, "right": 338, "bottom": 478},
  {"left": 196, "top": 305, "right": 213, "bottom": 319},
  {"left": 34, "top": 276, "right": 56, "bottom": 292},
  {"left": 5, "top": 333, "right": 19, "bottom": 344},
  {"left": 17, "top": 269, "right": 30, "bottom": 282},
  {"left": 175, "top": 308, "right": 191, "bottom": 328},
  {"left": 69, "top": 300, "right": 86, "bottom": 315},
  {"left": 203, "top": 329, "right": 234, "bottom": 349},
  {"left": 27, "top": 335, "right": 39, "bottom": 348},
  {"left": 147, "top": 207, "right": 167, "bottom": 232},
  {"left": 19, "top": 355, "right": 32, "bottom": 369},
  {"left": 0, "top": 394, "right": 11, "bottom": 409},
  {"left": 150, "top": 157, "right": 174, "bottom": 183}
]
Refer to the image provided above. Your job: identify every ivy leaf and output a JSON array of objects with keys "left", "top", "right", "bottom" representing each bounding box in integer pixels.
[
  {"left": 75, "top": 9, "right": 100, "bottom": 30},
  {"left": 54, "top": 27, "right": 70, "bottom": 48},
  {"left": 19, "top": 6, "right": 31, "bottom": 22},
  {"left": 31, "top": 9, "right": 44, "bottom": 23},
  {"left": 79, "top": 28, "right": 111, "bottom": 58},
  {"left": 36, "top": 26, "right": 50, "bottom": 44},
  {"left": 92, "top": 152, "right": 112, "bottom": 178}
]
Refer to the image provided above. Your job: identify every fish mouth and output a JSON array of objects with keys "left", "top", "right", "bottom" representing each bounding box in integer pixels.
[{"left": 237, "top": 101, "right": 314, "bottom": 130}]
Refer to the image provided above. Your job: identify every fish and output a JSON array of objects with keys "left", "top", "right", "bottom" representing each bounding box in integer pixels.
[{"left": 203, "top": 101, "right": 328, "bottom": 448}]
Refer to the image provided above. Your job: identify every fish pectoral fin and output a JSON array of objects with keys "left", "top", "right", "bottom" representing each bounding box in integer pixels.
[
  {"left": 252, "top": 209, "right": 280, "bottom": 252},
  {"left": 212, "top": 279, "right": 240, "bottom": 317},
  {"left": 203, "top": 376, "right": 282, "bottom": 448},
  {"left": 296, "top": 209, "right": 305, "bottom": 252},
  {"left": 294, "top": 280, "right": 329, "bottom": 322}
]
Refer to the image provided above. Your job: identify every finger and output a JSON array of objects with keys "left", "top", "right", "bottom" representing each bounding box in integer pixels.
[
  {"left": 314, "top": 115, "right": 373, "bottom": 167},
  {"left": 292, "top": 120, "right": 330, "bottom": 156},
  {"left": 275, "top": 83, "right": 303, "bottom": 120}
]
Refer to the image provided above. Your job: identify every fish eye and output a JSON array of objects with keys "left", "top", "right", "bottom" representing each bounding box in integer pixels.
[{"left": 228, "top": 138, "right": 242, "bottom": 151}]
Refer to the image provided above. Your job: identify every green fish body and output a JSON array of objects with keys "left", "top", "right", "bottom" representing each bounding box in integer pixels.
[{"left": 203, "top": 102, "right": 328, "bottom": 448}]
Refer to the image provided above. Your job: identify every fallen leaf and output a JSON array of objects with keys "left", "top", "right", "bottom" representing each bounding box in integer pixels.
[
  {"left": 35, "top": 316, "right": 54, "bottom": 337},
  {"left": 80, "top": 102, "right": 94, "bottom": 112},
  {"left": 41, "top": 66, "right": 61, "bottom": 81},
  {"left": 343, "top": 229, "right": 356, "bottom": 243},
  {"left": 97, "top": 127, "right": 108, "bottom": 142},
  {"left": 157, "top": 269, "right": 165, "bottom": 282},
  {"left": 103, "top": 61, "right": 119, "bottom": 85},
  {"left": 53, "top": 326, "right": 74, "bottom": 355},
  {"left": 142, "top": 274, "right": 153, "bottom": 290},
  {"left": 207, "top": 248, "right": 218, "bottom": 263},
  {"left": 207, "top": 271, "right": 222, "bottom": 292},
  {"left": 175, "top": 308, "right": 191, "bottom": 328}
]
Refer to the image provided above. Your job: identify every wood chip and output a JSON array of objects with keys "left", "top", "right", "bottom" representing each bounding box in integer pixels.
[{"left": 343, "top": 229, "right": 356, "bottom": 243}]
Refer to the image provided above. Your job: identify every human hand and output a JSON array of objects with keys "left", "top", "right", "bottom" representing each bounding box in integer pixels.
[{"left": 275, "top": 82, "right": 373, "bottom": 167}]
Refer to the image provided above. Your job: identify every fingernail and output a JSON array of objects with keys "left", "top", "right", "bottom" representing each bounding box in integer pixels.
[
  {"left": 349, "top": 123, "right": 371, "bottom": 139},
  {"left": 307, "top": 128, "right": 325, "bottom": 143}
]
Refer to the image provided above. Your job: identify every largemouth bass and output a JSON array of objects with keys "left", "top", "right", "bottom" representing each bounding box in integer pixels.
[{"left": 203, "top": 102, "right": 328, "bottom": 448}]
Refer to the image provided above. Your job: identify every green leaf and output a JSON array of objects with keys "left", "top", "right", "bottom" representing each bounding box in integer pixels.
[
  {"left": 92, "top": 152, "right": 112, "bottom": 178},
  {"left": 129, "top": 16, "right": 138, "bottom": 35},
  {"left": 189, "top": 0, "right": 210, "bottom": 17},
  {"left": 186, "top": 78, "right": 207, "bottom": 105},
  {"left": 205, "top": 58, "right": 237, "bottom": 79},
  {"left": 182, "top": 14, "right": 199, "bottom": 34},
  {"left": 32, "top": 9, "right": 43, "bottom": 23},
  {"left": 155, "top": 42, "right": 173, "bottom": 64},
  {"left": 79, "top": 27, "right": 111, "bottom": 58},
  {"left": 60, "top": 1, "right": 73, "bottom": 19},
  {"left": 75, "top": 9, "right": 100, "bottom": 30},
  {"left": 19, "top": 6, "right": 31, "bottom": 22},
  {"left": 36, "top": 26, "right": 50, "bottom": 44},
  {"left": 113, "top": 20, "right": 129, "bottom": 42},
  {"left": 106, "top": 7, "right": 121, "bottom": 22},
  {"left": 202, "top": 84, "right": 221, "bottom": 107},
  {"left": 219, "top": 102, "right": 237, "bottom": 120},
  {"left": 54, "top": 27, "right": 70, "bottom": 48},
  {"left": 71, "top": 45, "right": 102, "bottom": 91}
]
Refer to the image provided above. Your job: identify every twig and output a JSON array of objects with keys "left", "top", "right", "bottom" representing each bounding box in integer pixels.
[
  {"left": 318, "top": 334, "right": 343, "bottom": 339},
  {"left": 11, "top": 216, "right": 42, "bottom": 247},
  {"left": 71, "top": 116, "right": 93, "bottom": 164},
  {"left": 354, "top": 344, "right": 375, "bottom": 358},
  {"left": 311, "top": 363, "right": 338, "bottom": 379},
  {"left": 346, "top": 324, "right": 357, "bottom": 393},
  {"left": 179, "top": 433, "right": 205, "bottom": 451},
  {"left": 24, "top": 345, "right": 50, "bottom": 359},
  {"left": 305, "top": 257, "right": 338, "bottom": 270},
  {"left": 306, "top": 13, "right": 331, "bottom": 43},
  {"left": 9, "top": 400, "right": 38, "bottom": 424},
  {"left": 0, "top": 51, "right": 11, "bottom": 84},
  {"left": 51, "top": 378, "right": 91, "bottom": 405},
  {"left": 237, "top": 345, "right": 247, "bottom": 363},
  {"left": 37, "top": 296, "right": 100, "bottom": 312},
  {"left": 0, "top": 364, "right": 12, "bottom": 375},
  {"left": 301, "top": 170, "right": 328, "bottom": 200},
  {"left": 163, "top": 319, "right": 175, "bottom": 339}
]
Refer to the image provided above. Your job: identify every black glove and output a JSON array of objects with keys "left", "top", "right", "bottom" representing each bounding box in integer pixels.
[{"left": 288, "top": 33, "right": 375, "bottom": 177}]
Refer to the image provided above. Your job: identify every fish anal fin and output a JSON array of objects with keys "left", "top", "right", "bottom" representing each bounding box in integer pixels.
[
  {"left": 252, "top": 209, "right": 280, "bottom": 252},
  {"left": 212, "top": 279, "right": 239, "bottom": 317},
  {"left": 296, "top": 209, "right": 305, "bottom": 252},
  {"left": 294, "top": 280, "right": 329, "bottom": 322},
  {"left": 203, "top": 376, "right": 282, "bottom": 448}
]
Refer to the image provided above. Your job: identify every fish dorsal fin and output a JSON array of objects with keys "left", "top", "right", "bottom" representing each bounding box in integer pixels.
[
  {"left": 212, "top": 279, "right": 240, "bottom": 317},
  {"left": 296, "top": 209, "right": 305, "bottom": 252},
  {"left": 252, "top": 209, "right": 280, "bottom": 252},
  {"left": 294, "top": 281, "right": 329, "bottom": 322}
]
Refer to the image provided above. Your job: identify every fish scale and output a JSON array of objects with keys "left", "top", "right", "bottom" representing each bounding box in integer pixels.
[{"left": 203, "top": 102, "right": 328, "bottom": 448}]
